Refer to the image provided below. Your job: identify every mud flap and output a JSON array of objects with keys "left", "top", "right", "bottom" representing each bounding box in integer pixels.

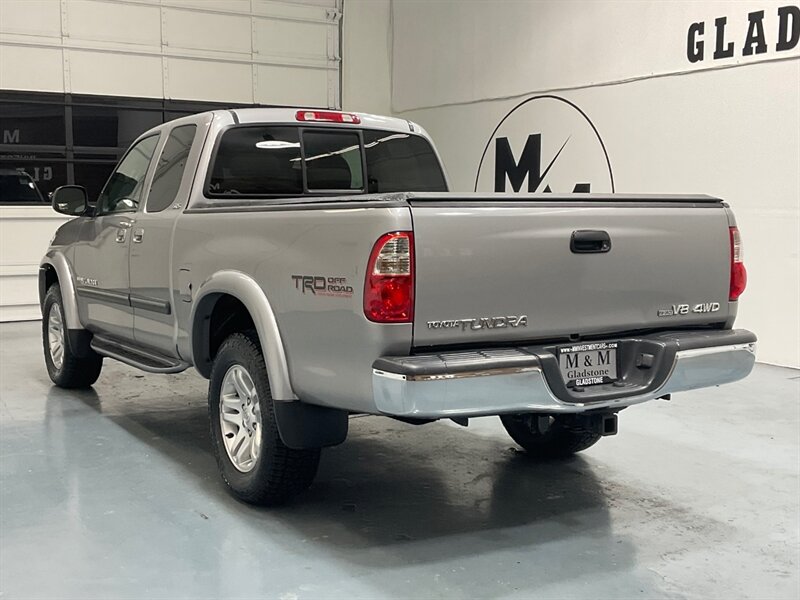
[
  {"left": 67, "top": 329, "right": 94, "bottom": 358},
  {"left": 273, "top": 400, "right": 349, "bottom": 449}
]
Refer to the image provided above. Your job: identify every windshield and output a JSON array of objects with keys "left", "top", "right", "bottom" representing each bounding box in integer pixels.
[
  {"left": 0, "top": 171, "right": 45, "bottom": 204},
  {"left": 207, "top": 126, "right": 447, "bottom": 197}
]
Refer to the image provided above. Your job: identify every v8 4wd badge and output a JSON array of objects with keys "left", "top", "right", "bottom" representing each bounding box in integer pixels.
[{"left": 658, "top": 302, "right": 720, "bottom": 317}]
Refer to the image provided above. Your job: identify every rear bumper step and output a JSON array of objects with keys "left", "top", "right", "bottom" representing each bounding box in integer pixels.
[{"left": 372, "top": 329, "right": 756, "bottom": 418}]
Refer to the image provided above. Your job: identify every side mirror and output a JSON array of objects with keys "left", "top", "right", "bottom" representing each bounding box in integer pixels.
[{"left": 51, "top": 185, "right": 88, "bottom": 216}]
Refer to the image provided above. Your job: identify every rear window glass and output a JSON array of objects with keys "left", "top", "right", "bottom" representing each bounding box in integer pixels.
[
  {"left": 303, "top": 130, "right": 362, "bottom": 191},
  {"left": 363, "top": 131, "right": 447, "bottom": 193},
  {"left": 206, "top": 126, "right": 446, "bottom": 198}
]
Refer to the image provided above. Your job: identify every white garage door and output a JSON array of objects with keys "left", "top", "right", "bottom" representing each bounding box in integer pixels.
[
  {"left": 0, "top": 0, "right": 342, "bottom": 108},
  {"left": 0, "top": 0, "right": 342, "bottom": 322}
]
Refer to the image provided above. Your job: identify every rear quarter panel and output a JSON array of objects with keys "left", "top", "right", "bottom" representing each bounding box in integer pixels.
[{"left": 172, "top": 205, "right": 412, "bottom": 413}]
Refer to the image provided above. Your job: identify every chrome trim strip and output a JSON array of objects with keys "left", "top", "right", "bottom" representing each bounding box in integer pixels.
[
  {"left": 373, "top": 369, "right": 407, "bottom": 381},
  {"left": 374, "top": 365, "right": 541, "bottom": 382},
  {"left": 676, "top": 342, "right": 756, "bottom": 359}
]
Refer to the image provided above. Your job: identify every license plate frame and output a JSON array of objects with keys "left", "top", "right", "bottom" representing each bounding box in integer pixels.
[{"left": 558, "top": 341, "right": 619, "bottom": 388}]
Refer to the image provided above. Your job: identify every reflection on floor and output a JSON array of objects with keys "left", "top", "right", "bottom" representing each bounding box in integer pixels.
[{"left": 1, "top": 321, "right": 798, "bottom": 599}]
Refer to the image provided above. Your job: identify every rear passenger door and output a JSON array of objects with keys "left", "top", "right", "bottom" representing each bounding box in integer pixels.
[{"left": 129, "top": 115, "right": 209, "bottom": 354}]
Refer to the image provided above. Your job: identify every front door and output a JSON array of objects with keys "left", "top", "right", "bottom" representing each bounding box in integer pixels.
[
  {"left": 129, "top": 118, "right": 207, "bottom": 354},
  {"left": 73, "top": 134, "right": 160, "bottom": 341}
]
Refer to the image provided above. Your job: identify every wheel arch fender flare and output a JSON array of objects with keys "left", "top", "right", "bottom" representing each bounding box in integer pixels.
[
  {"left": 39, "top": 252, "right": 82, "bottom": 331},
  {"left": 189, "top": 270, "right": 297, "bottom": 401}
]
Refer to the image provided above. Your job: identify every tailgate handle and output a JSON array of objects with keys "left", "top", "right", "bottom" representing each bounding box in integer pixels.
[{"left": 571, "top": 230, "right": 611, "bottom": 253}]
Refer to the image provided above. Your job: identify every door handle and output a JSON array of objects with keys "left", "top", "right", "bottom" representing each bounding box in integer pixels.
[
  {"left": 570, "top": 230, "right": 611, "bottom": 253},
  {"left": 132, "top": 229, "right": 144, "bottom": 243},
  {"left": 115, "top": 229, "right": 127, "bottom": 243}
]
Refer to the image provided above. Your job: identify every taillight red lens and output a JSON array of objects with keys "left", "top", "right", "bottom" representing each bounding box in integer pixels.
[
  {"left": 364, "top": 232, "right": 414, "bottom": 323},
  {"left": 295, "top": 110, "right": 361, "bottom": 124},
  {"left": 729, "top": 226, "right": 747, "bottom": 301}
]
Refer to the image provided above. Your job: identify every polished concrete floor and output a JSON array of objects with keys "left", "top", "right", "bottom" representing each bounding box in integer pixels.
[{"left": 0, "top": 321, "right": 798, "bottom": 599}]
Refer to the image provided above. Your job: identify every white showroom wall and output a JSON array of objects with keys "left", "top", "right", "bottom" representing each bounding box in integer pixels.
[
  {"left": 389, "top": 0, "right": 800, "bottom": 368},
  {"left": 341, "top": 0, "right": 392, "bottom": 116},
  {"left": 0, "top": 0, "right": 342, "bottom": 321}
]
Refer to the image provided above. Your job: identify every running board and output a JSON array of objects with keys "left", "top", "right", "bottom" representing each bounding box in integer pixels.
[{"left": 90, "top": 335, "right": 189, "bottom": 374}]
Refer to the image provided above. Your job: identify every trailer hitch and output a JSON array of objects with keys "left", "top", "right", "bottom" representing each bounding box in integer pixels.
[{"left": 562, "top": 412, "right": 619, "bottom": 437}]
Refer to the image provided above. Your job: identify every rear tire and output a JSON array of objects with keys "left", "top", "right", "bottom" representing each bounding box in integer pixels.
[
  {"left": 42, "top": 283, "right": 103, "bottom": 388},
  {"left": 500, "top": 413, "right": 601, "bottom": 458},
  {"left": 208, "top": 330, "right": 320, "bottom": 505}
]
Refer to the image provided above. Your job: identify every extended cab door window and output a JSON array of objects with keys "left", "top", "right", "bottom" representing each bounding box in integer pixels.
[
  {"left": 97, "top": 134, "right": 159, "bottom": 214},
  {"left": 208, "top": 126, "right": 303, "bottom": 196},
  {"left": 146, "top": 124, "right": 196, "bottom": 212}
]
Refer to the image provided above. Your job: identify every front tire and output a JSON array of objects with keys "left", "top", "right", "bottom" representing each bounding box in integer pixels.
[
  {"left": 208, "top": 331, "right": 320, "bottom": 505},
  {"left": 42, "top": 283, "right": 103, "bottom": 388},
  {"left": 500, "top": 413, "right": 601, "bottom": 459}
]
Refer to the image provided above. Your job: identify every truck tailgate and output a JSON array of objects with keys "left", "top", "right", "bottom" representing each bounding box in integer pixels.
[{"left": 410, "top": 195, "right": 732, "bottom": 347}]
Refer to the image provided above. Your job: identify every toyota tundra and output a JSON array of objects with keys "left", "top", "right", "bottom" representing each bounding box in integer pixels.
[{"left": 40, "top": 108, "right": 756, "bottom": 504}]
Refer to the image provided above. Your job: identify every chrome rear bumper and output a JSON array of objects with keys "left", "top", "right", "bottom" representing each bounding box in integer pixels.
[{"left": 372, "top": 330, "right": 757, "bottom": 418}]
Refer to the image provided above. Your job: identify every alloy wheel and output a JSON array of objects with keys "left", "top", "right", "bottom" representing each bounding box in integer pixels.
[
  {"left": 219, "top": 364, "right": 262, "bottom": 473},
  {"left": 47, "top": 303, "right": 65, "bottom": 370}
]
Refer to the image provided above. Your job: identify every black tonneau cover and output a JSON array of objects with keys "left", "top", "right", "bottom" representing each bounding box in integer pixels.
[
  {"left": 186, "top": 192, "right": 723, "bottom": 213},
  {"left": 406, "top": 192, "right": 723, "bottom": 206}
]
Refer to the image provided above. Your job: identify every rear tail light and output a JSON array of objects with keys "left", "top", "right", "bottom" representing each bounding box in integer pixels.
[
  {"left": 295, "top": 110, "right": 361, "bottom": 124},
  {"left": 364, "top": 232, "right": 414, "bottom": 323},
  {"left": 729, "top": 226, "right": 747, "bottom": 301}
]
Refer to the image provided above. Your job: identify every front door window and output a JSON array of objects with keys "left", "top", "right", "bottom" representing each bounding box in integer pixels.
[{"left": 97, "top": 135, "right": 159, "bottom": 214}]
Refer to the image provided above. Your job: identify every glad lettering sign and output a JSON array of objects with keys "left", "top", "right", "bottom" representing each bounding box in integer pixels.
[{"left": 687, "top": 5, "right": 800, "bottom": 63}]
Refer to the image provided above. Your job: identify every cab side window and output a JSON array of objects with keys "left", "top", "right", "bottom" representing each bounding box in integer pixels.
[
  {"left": 97, "top": 134, "right": 159, "bottom": 214},
  {"left": 147, "top": 125, "right": 196, "bottom": 213}
]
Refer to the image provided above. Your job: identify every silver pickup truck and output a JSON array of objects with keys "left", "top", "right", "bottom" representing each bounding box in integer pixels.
[{"left": 40, "top": 108, "right": 756, "bottom": 504}]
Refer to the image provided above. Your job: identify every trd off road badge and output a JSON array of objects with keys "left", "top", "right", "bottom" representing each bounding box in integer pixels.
[
  {"left": 291, "top": 275, "right": 354, "bottom": 298},
  {"left": 474, "top": 95, "right": 614, "bottom": 194}
]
